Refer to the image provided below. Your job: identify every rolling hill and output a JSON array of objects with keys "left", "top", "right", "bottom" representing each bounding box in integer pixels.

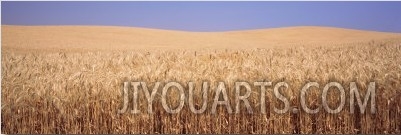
[{"left": 2, "top": 25, "right": 401, "bottom": 52}]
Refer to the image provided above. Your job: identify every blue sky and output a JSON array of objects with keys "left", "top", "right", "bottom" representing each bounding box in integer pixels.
[{"left": 2, "top": 1, "right": 401, "bottom": 32}]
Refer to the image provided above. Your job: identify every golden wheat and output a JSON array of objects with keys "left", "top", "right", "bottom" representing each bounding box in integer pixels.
[{"left": 2, "top": 40, "right": 401, "bottom": 134}]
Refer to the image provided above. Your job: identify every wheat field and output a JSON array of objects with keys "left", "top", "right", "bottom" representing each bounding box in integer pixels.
[{"left": 2, "top": 25, "right": 401, "bottom": 134}]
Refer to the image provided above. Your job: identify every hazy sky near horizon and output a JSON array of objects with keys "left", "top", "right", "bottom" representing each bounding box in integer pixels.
[{"left": 2, "top": 1, "right": 401, "bottom": 32}]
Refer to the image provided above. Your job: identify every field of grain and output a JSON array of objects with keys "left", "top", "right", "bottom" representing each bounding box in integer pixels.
[{"left": 2, "top": 26, "right": 401, "bottom": 134}]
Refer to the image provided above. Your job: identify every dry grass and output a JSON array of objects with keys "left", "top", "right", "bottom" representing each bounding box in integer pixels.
[{"left": 2, "top": 26, "right": 401, "bottom": 134}]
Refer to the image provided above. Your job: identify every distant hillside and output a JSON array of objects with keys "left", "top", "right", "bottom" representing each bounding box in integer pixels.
[{"left": 3, "top": 25, "right": 401, "bottom": 52}]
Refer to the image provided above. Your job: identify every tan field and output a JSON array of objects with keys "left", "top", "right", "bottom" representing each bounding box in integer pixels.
[
  {"left": 2, "top": 25, "right": 401, "bottom": 134},
  {"left": 3, "top": 25, "right": 401, "bottom": 51}
]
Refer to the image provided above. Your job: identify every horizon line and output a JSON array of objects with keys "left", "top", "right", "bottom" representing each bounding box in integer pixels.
[{"left": 3, "top": 24, "right": 401, "bottom": 34}]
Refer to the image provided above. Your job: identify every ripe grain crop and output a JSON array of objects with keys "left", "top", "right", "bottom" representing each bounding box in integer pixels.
[
  {"left": 2, "top": 40, "right": 401, "bottom": 133},
  {"left": 2, "top": 25, "right": 401, "bottom": 134}
]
